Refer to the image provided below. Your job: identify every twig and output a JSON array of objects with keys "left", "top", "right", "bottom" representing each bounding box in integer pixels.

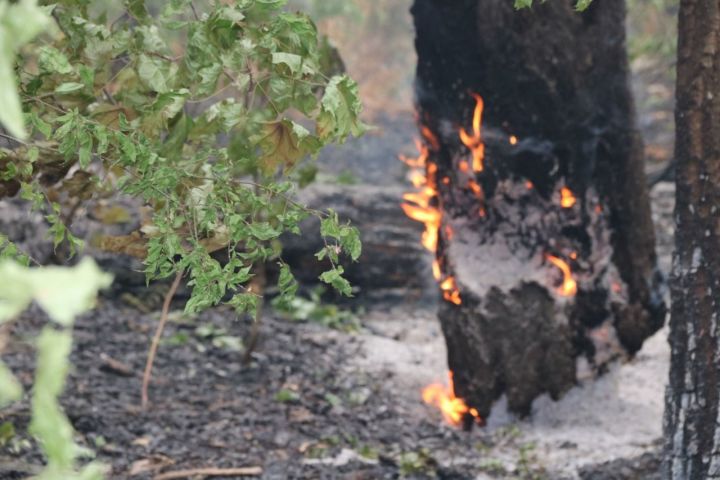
[
  {"left": 153, "top": 466, "right": 262, "bottom": 480},
  {"left": 141, "top": 269, "right": 184, "bottom": 409}
]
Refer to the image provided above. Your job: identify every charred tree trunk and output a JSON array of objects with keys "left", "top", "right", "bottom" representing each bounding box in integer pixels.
[
  {"left": 663, "top": 0, "right": 720, "bottom": 477},
  {"left": 410, "top": 0, "right": 666, "bottom": 418}
]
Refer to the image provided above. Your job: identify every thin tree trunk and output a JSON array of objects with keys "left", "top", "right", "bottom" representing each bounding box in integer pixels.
[
  {"left": 663, "top": 0, "right": 720, "bottom": 477},
  {"left": 411, "top": 0, "right": 666, "bottom": 417}
]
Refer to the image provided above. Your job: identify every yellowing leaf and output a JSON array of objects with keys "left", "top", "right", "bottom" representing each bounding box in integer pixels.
[{"left": 255, "top": 119, "right": 320, "bottom": 174}]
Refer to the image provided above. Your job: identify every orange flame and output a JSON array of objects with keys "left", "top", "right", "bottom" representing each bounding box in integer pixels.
[
  {"left": 432, "top": 260, "right": 442, "bottom": 281},
  {"left": 421, "top": 125, "right": 440, "bottom": 151},
  {"left": 440, "top": 276, "right": 462, "bottom": 305},
  {"left": 560, "top": 187, "right": 577, "bottom": 208},
  {"left": 459, "top": 93, "right": 485, "bottom": 172},
  {"left": 400, "top": 128, "right": 463, "bottom": 306},
  {"left": 422, "top": 372, "right": 481, "bottom": 426},
  {"left": 467, "top": 179, "right": 483, "bottom": 198},
  {"left": 546, "top": 254, "right": 578, "bottom": 297},
  {"left": 401, "top": 203, "right": 441, "bottom": 252},
  {"left": 399, "top": 140, "right": 428, "bottom": 168},
  {"left": 509, "top": 135, "right": 518, "bottom": 145}
]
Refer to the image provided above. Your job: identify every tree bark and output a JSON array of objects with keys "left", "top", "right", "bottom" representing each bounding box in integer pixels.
[
  {"left": 411, "top": 0, "right": 666, "bottom": 418},
  {"left": 663, "top": 0, "right": 720, "bottom": 477}
]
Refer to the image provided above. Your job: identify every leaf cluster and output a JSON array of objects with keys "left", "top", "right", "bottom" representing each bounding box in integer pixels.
[{"left": 0, "top": 0, "right": 367, "bottom": 318}]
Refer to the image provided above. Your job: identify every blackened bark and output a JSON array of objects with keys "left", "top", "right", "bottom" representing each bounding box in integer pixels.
[
  {"left": 412, "top": 0, "right": 666, "bottom": 417},
  {"left": 663, "top": 0, "right": 720, "bottom": 478}
]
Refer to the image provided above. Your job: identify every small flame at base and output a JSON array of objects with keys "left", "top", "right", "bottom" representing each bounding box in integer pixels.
[
  {"left": 422, "top": 372, "right": 481, "bottom": 426},
  {"left": 560, "top": 187, "right": 577, "bottom": 208}
]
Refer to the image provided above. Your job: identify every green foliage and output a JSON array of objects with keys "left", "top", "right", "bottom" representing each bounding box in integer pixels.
[
  {"left": 0, "top": 0, "right": 365, "bottom": 318},
  {"left": 0, "top": 259, "right": 112, "bottom": 479},
  {"left": 0, "top": 0, "right": 51, "bottom": 139},
  {"left": 0, "top": 258, "right": 113, "bottom": 325},
  {"left": 273, "top": 285, "right": 361, "bottom": 331}
]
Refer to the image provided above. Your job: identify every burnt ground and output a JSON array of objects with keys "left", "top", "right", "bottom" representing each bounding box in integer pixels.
[
  {"left": 2, "top": 297, "right": 492, "bottom": 480},
  {"left": 0, "top": 182, "right": 674, "bottom": 480}
]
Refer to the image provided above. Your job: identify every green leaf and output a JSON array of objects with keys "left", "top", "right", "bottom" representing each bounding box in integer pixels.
[
  {"left": 0, "top": 258, "right": 113, "bottom": 326},
  {"left": 28, "top": 112, "right": 52, "bottom": 138},
  {"left": 341, "top": 226, "right": 362, "bottom": 261},
  {"left": 30, "top": 327, "right": 76, "bottom": 471},
  {"left": 272, "top": 52, "right": 308, "bottom": 75},
  {"left": 514, "top": 0, "right": 533, "bottom": 8},
  {"left": 0, "top": 0, "right": 52, "bottom": 139},
  {"left": 229, "top": 292, "right": 259, "bottom": 318},
  {"left": 0, "top": 362, "right": 22, "bottom": 408},
  {"left": 320, "top": 266, "right": 352, "bottom": 297},
  {"left": 317, "top": 75, "right": 368, "bottom": 141},
  {"left": 126, "top": 0, "right": 150, "bottom": 22},
  {"left": 275, "top": 389, "right": 299, "bottom": 403},
  {"left": 275, "top": 263, "right": 298, "bottom": 309},
  {"left": 137, "top": 53, "right": 177, "bottom": 93},
  {"left": 575, "top": 0, "right": 593, "bottom": 11},
  {"left": 38, "top": 46, "right": 73, "bottom": 74},
  {"left": 249, "top": 222, "right": 281, "bottom": 241}
]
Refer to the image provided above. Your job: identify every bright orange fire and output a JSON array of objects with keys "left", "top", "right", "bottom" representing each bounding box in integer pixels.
[
  {"left": 546, "top": 254, "right": 578, "bottom": 297},
  {"left": 459, "top": 93, "right": 485, "bottom": 172},
  {"left": 401, "top": 203, "right": 441, "bottom": 252},
  {"left": 509, "top": 135, "right": 518, "bottom": 145},
  {"left": 422, "top": 372, "right": 481, "bottom": 426},
  {"left": 432, "top": 260, "right": 442, "bottom": 281},
  {"left": 401, "top": 128, "right": 462, "bottom": 305},
  {"left": 440, "top": 276, "right": 462, "bottom": 305},
  {"left": 560, "top": 187, "right": 577, "bottom": 208}
]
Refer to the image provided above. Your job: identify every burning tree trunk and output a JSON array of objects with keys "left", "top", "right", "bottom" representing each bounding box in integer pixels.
[
  {"left": 663, "top": 0, "right": 720, "bottom": 477},
  {"left": 408, "top": 0, "right": 666, "bottom": 419}
]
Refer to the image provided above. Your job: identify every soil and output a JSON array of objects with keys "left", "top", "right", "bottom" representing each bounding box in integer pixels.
[{"left": 0, "top": 181, "right": 673, "bottom": 480}]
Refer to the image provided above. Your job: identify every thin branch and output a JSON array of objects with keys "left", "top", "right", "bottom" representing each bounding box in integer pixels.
[
  {"left": 153, "top": 466, "right": 262, "bottom": 480},
  {"left": 141, "top": 269, "right": 184, "bottom": 409}
]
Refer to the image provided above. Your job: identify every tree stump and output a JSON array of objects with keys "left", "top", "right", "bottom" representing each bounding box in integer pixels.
[{"left": 409, "top": 0, "right": 667, "bottom": 418}]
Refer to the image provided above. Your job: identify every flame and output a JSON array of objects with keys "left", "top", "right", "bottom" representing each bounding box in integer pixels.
[
  {"left": 546, "top": 254, "right": 578, "bottom": 297},
  {"left": 421, "top": 125, "right": 440, "bottom": 151},
  {"left": 401, "top": 133, "right": 442, "bottom": 253},
  {"left": 509, "top": 135, "right": 518, "bottom": 145},
  {"left": 560, "top": 187, "right": 577, "bottom": 208},
  {"left": 400, "top": 126, "right": 464, "bottom": 306},
  {"left": 525, "top": 180, "right": 534, "bottom": 190},
  {"left": 422, "top": 372, "right": 481, "bottom": 426},
  {"left": 467, "top": 179, "right": 483, "bottom": 198},
  {"left": 440, "top": 276, "right": 462, "bottom": 305},
  {"left": 432, "top": 260, "right": 442, "bottom": 281},
  {"left": 459, "top": 93, "right": 485, "bottom": 172},
  {"left": 400, "top": 140, "right": 428, "bottom": 168},
  {"left": 401, "top": 203, "right": 441, "bottom": 252}
]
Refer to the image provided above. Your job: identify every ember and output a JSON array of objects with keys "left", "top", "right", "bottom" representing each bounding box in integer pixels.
[
  {"left": 546, "top": 254, "right": 578, "bottom": 297},
  {"left": 459, "top": 93, "right": 485, "bottom": 172},
  {"left": 440, "top": 276, "right": 462, "bottom": 305},
  {"left": 560, "top": 187, "right": 577, "bottom": 208},
  {"left": 422, "top": 372, "right": 481, "bottom": 426}
]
